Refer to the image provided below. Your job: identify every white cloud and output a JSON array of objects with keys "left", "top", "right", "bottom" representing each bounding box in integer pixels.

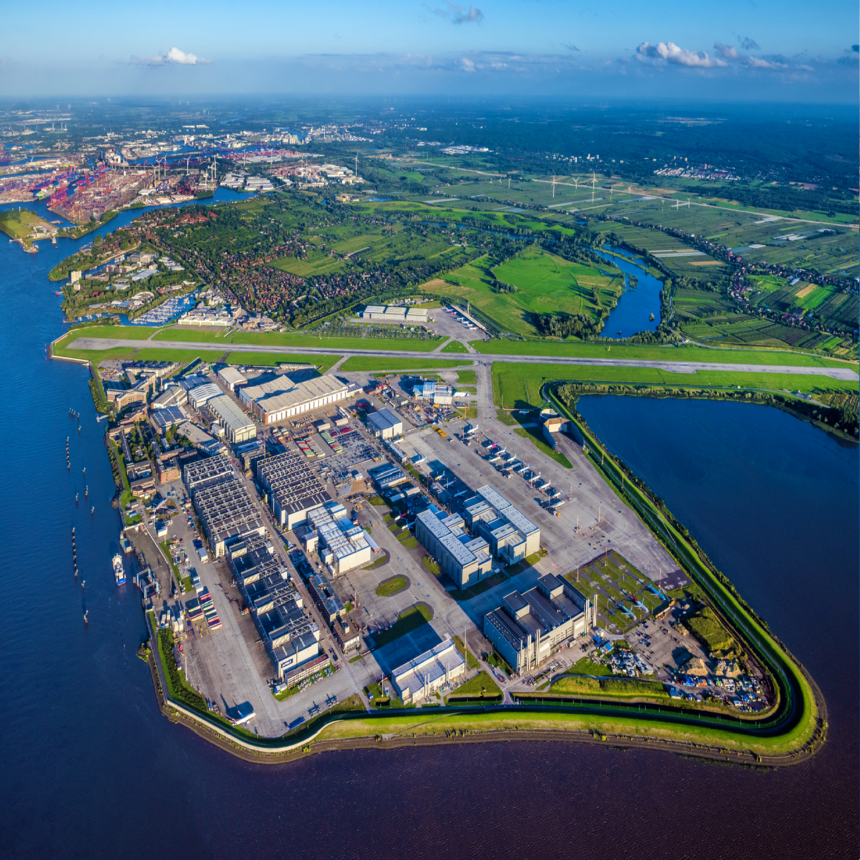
[
  {"left": 636, "top": 41, "right": 727, "bottom": 68},
  {"left": 424, "top": 2, "right": 484, "bottom": 24},
  {"left": 131, "top": 47, "right": 210, "bottom": 67},
  {"left": 714, "top": 43, "right": 740, "bottom": 60},
  {"left": 460, "top": 58, "right": 476, "bottom": 72}
]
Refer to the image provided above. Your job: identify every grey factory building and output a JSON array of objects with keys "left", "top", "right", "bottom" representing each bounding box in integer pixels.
[
  {"left": 240, "top": 374, "right": 352, "bottom": 425},
  {"left": 464, "top": 485, "right": 541, "bottom": 565},
  {"left": 366, "top": 407, "right": 403, "bottom": 440},
  {"left": 415, "top": 504, "right": 492, "bottom": 589},
  {"left": 256, "top": 451, "right": 330, "bottom": 530},
  {"left": 483, "top": 574, "right": 595, "bottom": 674},
  {"left": 207, "top": 394, "right": 257, "bottom": 444},
  {"left": 184, "top": 457, "right": 266, "bottom": 557},
  {"left": 227, "top": 534, "right": 323, "bottom": 682}
]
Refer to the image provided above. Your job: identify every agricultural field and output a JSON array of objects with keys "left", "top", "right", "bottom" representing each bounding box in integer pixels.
[
  {"left": 425, "top": 248, "right": 623, "bottom": 337},
  {"left": 595, "top": 198, "right": 858, "bottom": 277}
]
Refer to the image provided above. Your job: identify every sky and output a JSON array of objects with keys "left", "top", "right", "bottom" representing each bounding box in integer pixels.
[{"left": 1, "top": 0, "right": 857, "bottom": 100}]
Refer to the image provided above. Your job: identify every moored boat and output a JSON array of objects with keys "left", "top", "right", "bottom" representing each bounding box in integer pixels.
[{"left": 113, "top": 553, "right": 126, "bottom": 586}]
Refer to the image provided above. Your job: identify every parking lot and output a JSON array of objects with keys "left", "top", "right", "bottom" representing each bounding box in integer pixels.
[{"left": 406, "top": 415, "right": 681, "bottom": 600}]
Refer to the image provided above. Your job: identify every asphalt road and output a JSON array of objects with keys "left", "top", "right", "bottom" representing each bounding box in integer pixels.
[{"left": 68, "top": 336, "right": 859, "bottom": 382}]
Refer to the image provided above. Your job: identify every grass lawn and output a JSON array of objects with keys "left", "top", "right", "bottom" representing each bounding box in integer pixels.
[
  {"left": 376, "top": 575, "right": 408, "bottom": 597},
  {"left": 362, "top": 555, "right": 388, "bottom": 570},
  {"left": 448, "top": 671, "right": 502, "bottom": 702},
  {"left": 456, "top": 370, "right": 477, "bottom": 384},
  {"left": 547, "top": 676, "right": 670, "bottom": 699},
  {"left": 441, "top": 340, "right": 470, "bottom": 353},
  {"left": 422, "top": 556, "right": 441, "bottom": 576},
  {"left": 226, "top": 351, "right": 341, "bottom": 372},
  {"left": 513, "top": 425, "right": 572, "bottom": 469},
  {"left": 151, "top": 327, "right": 442, "bottom": 352},
  {"left": 339, "top": 356, "right": 468, "bottom": 372},
  {"left": 477, "top": 339, "right": 850, "bottom": 368},
  {"left": 567, "top": 657, "right": 615, "bottom": 677},
  {"left": 370, "top": 604, "right": 434, "bottom": 650}
]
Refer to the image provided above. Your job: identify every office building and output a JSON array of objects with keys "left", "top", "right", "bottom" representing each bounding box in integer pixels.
[{"left": 483, "top": 575, "right": 594, "bottom": 674}]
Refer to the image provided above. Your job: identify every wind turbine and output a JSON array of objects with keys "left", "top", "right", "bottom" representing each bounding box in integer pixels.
[{"left": 552, "top": 175, "right": 556, "bottom": 199}]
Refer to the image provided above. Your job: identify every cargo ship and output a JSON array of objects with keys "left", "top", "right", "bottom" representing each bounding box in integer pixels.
[{"left": 113, "top": 553, "right": 126, "bottom": 586}]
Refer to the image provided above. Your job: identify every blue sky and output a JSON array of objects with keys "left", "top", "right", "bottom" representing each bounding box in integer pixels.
[{"left": 1, "top": 0, "right": 857, "bottom": 99}]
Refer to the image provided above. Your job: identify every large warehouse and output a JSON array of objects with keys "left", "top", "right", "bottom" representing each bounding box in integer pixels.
[
  {"left": 415, "top": 504, "right": 493, "bottom": 589},
  {"left": 391, "top": 638, "right": 466, "bottom": 705},
  {"left": 207, "top": 394, "right": 256, "bottom": 444},
  {"left": 361, "top": 305, "right": 428, "bottom": 324},
  {"left": 228, "top": 534, "right": 322, "bottom": 682},
  {"left": 366, "top": 407, "right": 403, "bottom": 440},
  {"left": 257, "top": 451, "right": 330, "bottom": 529},
  {"left": 464, "top": 486, "right": 540, "bottom": 565},
  {"left": 239, "top": 374, "right": 351, "bottom": 424},
  {"left": 305, "top": 503, "right": 373, "bottom": 574},
  {"left": 483, "top": 575, "right": 595, "bottom": 674},
  {"left": 183, "top": 459, "right": 267, "bottom": 557}
]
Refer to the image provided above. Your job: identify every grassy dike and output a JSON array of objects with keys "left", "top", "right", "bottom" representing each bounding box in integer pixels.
[{"left": 144, "top": 390, "right": 824, "bottom": 766}]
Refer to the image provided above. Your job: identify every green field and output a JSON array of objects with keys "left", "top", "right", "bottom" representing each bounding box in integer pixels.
[
  {"left": 476, "top": 339, "right": 850, "bottom": 367},
  {"left": 0, "top": 208, "right": 56, "bottom": 246},
  {"left": 425, "top": 249, "right": 621, "bottom": 337},
  {"left": 338, "top": 356, "right": 468, "bottom": 372},
  {"left": 226, "top": 351, "right": 341, "bottom": 372},
  {"left": 441, "top": 340, "right": 470, "bottom": 353}
]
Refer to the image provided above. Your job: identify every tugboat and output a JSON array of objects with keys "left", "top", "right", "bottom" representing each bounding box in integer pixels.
[{"left": 113, "top": 553, "right": 126, "bottom": 586}]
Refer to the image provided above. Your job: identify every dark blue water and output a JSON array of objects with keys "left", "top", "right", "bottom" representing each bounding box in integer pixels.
[
  {"left": 595, "top": 247, "right": 663, "bottom": 338},
  {"left": 0, "top": 195, "right": 856, "bottom": 859}
]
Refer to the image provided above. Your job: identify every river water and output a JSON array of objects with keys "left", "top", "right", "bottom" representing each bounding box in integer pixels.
[
  {"left": 0, "top": 197, "right": 856, "bottom": 859},
  {"left": 595, "top": 247, "right": 664, "bottom": 339}
]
